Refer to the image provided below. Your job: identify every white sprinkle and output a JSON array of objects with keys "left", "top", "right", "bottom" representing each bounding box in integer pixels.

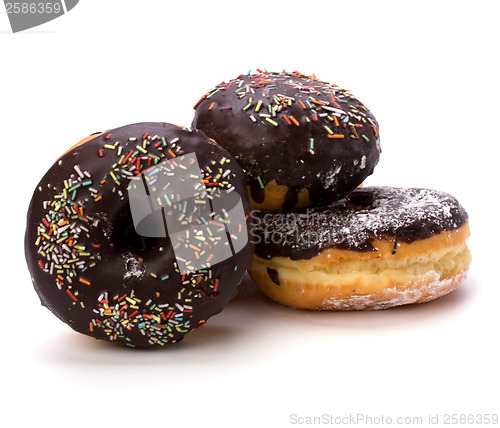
[
  {"left": 321, "top": 105, "right": 344, "bottom": 114},
  {"left": 74, "top": 165, "right": 84, "bottom": 178}
]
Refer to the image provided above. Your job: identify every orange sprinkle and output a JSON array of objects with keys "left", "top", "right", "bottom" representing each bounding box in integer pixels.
[
  {"left": 208, "top": 102, "right": 215, "bottom": 110},
  {"left": 89, "top": 322, "right": 93, "bottom": 332},
  {"left": 310, "top": 99, "right": 325, "bottom": 106},
  {"left": 168, "top": 150, "right": 177, "bottom": 158},
  {"left": 372, "top": 125, "right": 378, "bottom": 136},
  {"left": 79, "top": 278, "right": 91, "bottom": 285},
  {"left": 328, "top": 134, "right": 345, "bottom": 139},
  {"left": 59, "top": 220, "right": 69, "bottom": 226},
  {"left": 189, "top": 244, "right": 201, "bottom": 251},
  {"left": 334, "top": 116, "right": 339, "bottom": 127},
  {"left": 94, "top": 196, "right": 102, "bottom": 202},
  {"left": 298, "top": 100, "right": 306, "bottom": 109},
  {"left": 289, "top": 115, "right": 300, "bottom": 126}
]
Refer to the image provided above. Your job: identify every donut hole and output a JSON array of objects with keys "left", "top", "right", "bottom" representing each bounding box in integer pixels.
[
  {"left": 110, "top": 209, "right": 161, "bottom": 253},
  {"left": 346, "top": 190, "right": 377, "bottom": 211}
]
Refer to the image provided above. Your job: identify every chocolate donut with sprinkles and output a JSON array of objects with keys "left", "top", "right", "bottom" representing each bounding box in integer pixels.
[
  {"left": 25, "top": 122, "right": 254, "bottom": 347},
  {"left": 249, "top": 186, "right": 471, "bottom": 310},
  {"left": 192, "top": 70, "right": 381, "bottom": 212}
]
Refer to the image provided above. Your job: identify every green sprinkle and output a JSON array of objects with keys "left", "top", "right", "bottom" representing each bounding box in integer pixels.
[
  {"left": 309, "top": 138, "right": 314, "bottom": 150},
  {"left": 257, "top": 176, "right": 265, "bottom": 189},
  {"left": 206, "top": 88, "right": 220, "bottom": 99},
  {"left": 362, "top": 134, "right": 370, "bottom": 142},
  {"left": 243, "top": 102, "right": 252, "bottom": 111}
]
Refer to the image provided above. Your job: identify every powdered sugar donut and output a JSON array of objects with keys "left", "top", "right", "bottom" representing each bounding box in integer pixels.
[{"left": 249, "top": 186, "right": 471, "bottom": 310}]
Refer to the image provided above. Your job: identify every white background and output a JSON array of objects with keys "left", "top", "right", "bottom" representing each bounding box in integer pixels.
[{"left": 1, "top": 1, "right": 499, "bottom": 427}]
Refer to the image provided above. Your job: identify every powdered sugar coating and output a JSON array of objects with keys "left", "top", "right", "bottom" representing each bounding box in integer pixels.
[
  {"left": 321, "top": 269, "right": 468, "bottom": 310},
  {"left": 253, "top": 186, "right": 468, "bottom": 260}
]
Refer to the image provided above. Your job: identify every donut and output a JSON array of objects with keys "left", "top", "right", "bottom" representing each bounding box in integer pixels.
[
  {"left": 25, "top": 122, "right": 254, "bottom": 347},
  {"left": 192, "top": 70, "right": 381, "bottom": 212},
  {"left": 249, "top": 186, "right": 471, "bottom": 310}
]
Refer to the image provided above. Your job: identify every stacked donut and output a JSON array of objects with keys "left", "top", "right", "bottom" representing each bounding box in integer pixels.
[{"left": 192, "top": 70, "right": 471, "bottom": 311}]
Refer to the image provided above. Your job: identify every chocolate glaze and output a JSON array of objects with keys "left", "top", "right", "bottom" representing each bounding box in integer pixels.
[
  {"left": 251, "top": 186, "right": 468, "bottom": 260},
  {"left": 192, "top": 71, "right": 381, "bottom": 211},
  {"left": 25, "top": 122, "right": 254, "bottom": 347}
]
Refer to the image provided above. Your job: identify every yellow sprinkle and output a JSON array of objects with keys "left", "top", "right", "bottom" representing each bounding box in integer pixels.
[{"left": 265, "top": 118, "right": 278, "bottom": 126}]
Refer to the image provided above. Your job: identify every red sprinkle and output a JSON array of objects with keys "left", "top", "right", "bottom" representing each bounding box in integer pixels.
[
  {"left": 66, "top": 289, "right": 78, "bottom": 301},
  {"left": 123, "top": 151, "right": 134, "bottom": 164},
  {"left": 193, "top": 94, "right": 206, "bottom": 109}
]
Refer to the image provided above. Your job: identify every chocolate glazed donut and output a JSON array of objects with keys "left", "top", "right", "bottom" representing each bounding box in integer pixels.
[
  {"left": 249, "top": 187, "right": 471, "bottom": 310},
  {"left": 192, "top": 70, "right": 381, "bottom": 212},
  {"left": 25, "top": 122, "right": 254, "bottom": 347}
]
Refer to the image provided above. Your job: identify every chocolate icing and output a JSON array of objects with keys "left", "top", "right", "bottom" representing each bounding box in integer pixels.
[
  {"left": 192, "top": 71, "right": 381, "bottom": 210},
  {"left": 25, "top": 122, "right": 254, "bottom": 347},
  {"left": 251, "top": 186, "right": 468, "bottom": 260}
]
